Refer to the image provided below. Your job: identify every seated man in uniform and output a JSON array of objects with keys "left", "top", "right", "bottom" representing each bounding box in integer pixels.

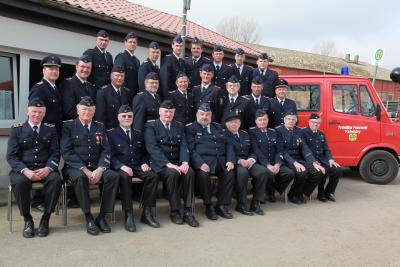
[
  {"left": 107, "top": 105, "right": 159, "bottom": 231},
  {"left": 6, "top": 98, "right": 62, "bottom": 238},
  {"left": 61, "top": 96, "right": 120, "bottom": 235},
  {"left": 144, "top": 100, "right": 199, "bottom": 227},
  {"left": 302, "top": 113, "right": 341, "bottom": 202},
  {"left": 249, "top": 110, "right": 293, "bottom": 203},
  {"left": 185, "top": 103, "right": 235, "bottom": 220},
  {"left": 275, "top": 111, "right": 325, "bottom": 204},
  {"left": 225, "top": 112, "right": 267, "bottom": 216}
]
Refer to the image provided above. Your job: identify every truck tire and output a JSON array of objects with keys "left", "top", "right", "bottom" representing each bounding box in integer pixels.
[{"left": 359, "top": 150, "right": 399, "bottom": 184}]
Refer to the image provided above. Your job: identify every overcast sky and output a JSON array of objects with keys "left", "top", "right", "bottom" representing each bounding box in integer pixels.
[{"left": 131, "top": 0, "right": 398, "bottom": 71}]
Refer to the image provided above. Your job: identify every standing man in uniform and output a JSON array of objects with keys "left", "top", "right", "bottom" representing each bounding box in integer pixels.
[
  {"left": 166, "top": 72, "right": 195, "bottom": 125},
  {"left": 224, "top": 112, "right": 267, "bottom": 216},
  {"left": 61, "top": 97, "right": 120, "bottom": 235},
  {"left": 6, "top": 99, "right": 62, "bottom": 238},
  {"left": 221, "top": 75, "right": 249, "bottom": 123},
  {"left": 144, "top": 100, "right": 199, "bottom": 227},
  {"left": 186, "top": 103, "right": 235, "bottom": 220},
  {"left": 249, "top": 110, "right": 289, "bottom": 203},
  {"left": 95, "top": 65, "right": 132, "bottom": 129},
  {"left": 114, "top": 32, "right": 141, "bottom": 99},
  {"left": 192, "top": 64, "right": 224, "bottom": 122},
  {"left": 184, "top": 37, "right": 211, "bottom": 90},
  {"left": 29, "top": 55, "right": 63, "bottom": 135},
  {"left": 83, "top": 30, "right": 113, "bottom": 89},
  {"left": 107, "top": 105, "right": 160, "bottom": 231},
  {"left": 252, "top": 53, "right": 279, "bottom": 98},
  {"left": 243, "top": 76, "right": 270, "bottom": 130},
  {"left": 268, "top": 79, "right": 298, "bottom": 129},
  {"left": 160, "top": 34, "right": 186, "bottom": 100},
  {"left": 230, "top": 48, "right": 253, "bottom": 95},
  {"left": 211, "top": 45, "right": 233, "bottom": 90},
  {"left": 275, "top": 112, "right": 325, "bottom": 204},
  {"left": 61, "top": 55, "right": 97, "bottom": 121},
  {"left": 302, "top": 113, "right": 341, "bottom": 202},
  {"left": 138, "top": 42, "right": 161, "bottom": 92},
  {"left": 132, "top": 72, "right": 161, "bottom": 131}
]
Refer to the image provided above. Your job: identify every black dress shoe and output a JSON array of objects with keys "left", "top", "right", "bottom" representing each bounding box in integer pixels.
[
  {"left": 141, "top": 208, "right": 160, "bottom": 228},
  {"left": 86, "top": 218, "right": 99, "bottom": 235},
  {"left": 215, "top": 205, "right": 233, "bottom": 219},
  {"left": 250, "top": 202, "right": 265, "bottom": 215},
  {"left": 317, "top": 195, "right": 328, "bottom": 202},
  {"left": 183, "top": 211, "right": 199, "bottom": 227},
  {"left": 170, "top": 211, "right": 184, "bottom": 225},
  {"left": 235, "top": 204, "right": 254, "bottom": 216},
  {"left": 326, "top": 194, "right": 336, "bottom": 202},
  {"left": 95, "top": 217, "right": 111, "bottom": 233},
  {"left": 205, "top": 205, "right": 218, "bottom": 220},
  {"left": 23, "top": 220, "right": 35, "bottom": 238},
  {"left": 38, "top": 218, "right": 49, "bottom": 237},
  {"left": 124, "top": 212, "right": 136, "bottom": 232},
  {"left": 289, "top": 196, "right": 303, "bottom": 204},
  {"left": 31, "top": 203, "right": 45, "bottom": 213}
]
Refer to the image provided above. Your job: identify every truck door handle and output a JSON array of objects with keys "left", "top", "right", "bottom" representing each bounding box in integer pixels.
[{"left": 328, "top": 121, "right": 340, "bottom": 125}]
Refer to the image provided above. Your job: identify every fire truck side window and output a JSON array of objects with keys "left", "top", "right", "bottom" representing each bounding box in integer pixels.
[
  {"left": 360, "top": 85, "right": 375, "bottom": 117},
  {"left": 332, "top": 84, "right": 359, "bottom": 114},
  {"left": 286, "top": 84, "right": 320, "bottom": 111}
]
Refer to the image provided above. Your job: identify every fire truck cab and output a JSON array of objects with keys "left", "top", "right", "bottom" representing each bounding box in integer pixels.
[{"left": 283, "top": 75, "right": 400, "bottom": 184}]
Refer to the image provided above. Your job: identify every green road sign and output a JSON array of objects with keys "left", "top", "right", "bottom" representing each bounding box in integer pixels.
[{"left": 375, "top": 49, "right": 383, "bottom": 61}]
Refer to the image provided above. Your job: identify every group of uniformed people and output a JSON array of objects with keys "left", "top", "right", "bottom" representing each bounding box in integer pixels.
[{"left": 6, "top": 30, "right": 342, "bottom": 238}]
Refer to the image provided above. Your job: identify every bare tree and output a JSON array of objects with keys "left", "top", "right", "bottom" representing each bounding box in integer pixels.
[
  {"left": 216, "top": 16, "right": 261, "bottom": 43},
  {"left": 312, "top": 41, "right": 339, "bottom": 56}
]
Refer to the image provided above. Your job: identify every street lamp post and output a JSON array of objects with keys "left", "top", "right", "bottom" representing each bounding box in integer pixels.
[{"left": 181, "top": 0, "right": 191, "bottom": 58}]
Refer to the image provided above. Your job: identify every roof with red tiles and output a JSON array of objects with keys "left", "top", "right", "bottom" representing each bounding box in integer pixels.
[{"left": 53, "top": 0, "right": 261, "bottom": 56}]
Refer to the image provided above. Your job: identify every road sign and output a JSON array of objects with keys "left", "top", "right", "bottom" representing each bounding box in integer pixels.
[{"left": 373, "top": 48, "right": 384, "bottom": 66}]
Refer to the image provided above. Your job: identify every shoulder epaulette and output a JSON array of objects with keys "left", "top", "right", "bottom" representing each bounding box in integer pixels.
[
  {"left": 175, "top": 121, "right": 183, "bottom": 126},
  {"left": 269, "top": 128, "right": 276, "bottom": 132},
  {"left": 249, "top": 126, "right": 256, "bottom": 130},
  {"left": 43, "top": 123, "right": 55, "bottom": 128},
  {"left": 185, "top": 122, "right": 192, "bottom": 126},
  {"left": 137, "top": 92, "right": 144, "bottom": 95},
  {"left": 132, "top": 128, "right": 141, "bottom": 133},
  {"left": 203, "top": 57, "right": 211, "bottom": 61},
  {"left": 66, "top": 77, "right": 73, "bottom": 80},
  {"left": 243, "top": 95, "right": 251, "bottom": 100},
  {"left": 94, "top": 121, "right": 104, "bottom": 125},
  {"left": 63, "top": 119, "right": 73, "bottom": 123},
  {"left": 12, "top": 123, "right": 23, "bottom": 128},
  {"left": 37, "top": 81, "right": 43, "bottom": 85},
  {"left": 240, "top": 96, "right": 248, "bottom": 100},
  {"left": 169, "top": 90, "right": 177, "bottom": 94},
  {"left": 100, "top": 85, "right": 108, "bottom": 90},
  {"left": 147, "top": 120, "right": 156, "bottom": 122},
  {"left": 165, "top": 54, "right": 172, "bottom": 57},
  {"left": 106, "top": 128, "right": 114, "bottom": 132}
]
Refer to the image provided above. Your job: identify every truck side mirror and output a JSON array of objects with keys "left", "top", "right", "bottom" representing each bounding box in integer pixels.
[{"left": 375, "top": 104, "right": 381, "bottom": 121}]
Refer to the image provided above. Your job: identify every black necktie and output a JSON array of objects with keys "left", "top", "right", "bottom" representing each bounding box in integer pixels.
[
  {"left": 288, "top": 130, "right": 293, "bottom": 144},
  {"left": 203, "top": 126, "right": 209, "bottom": 135},
  {"left": 183, "top": 92, "right": 187, "bottom": 100},
  {"left": 230, "top": 97, "right": 235, "bottom": 104},
  {"left": 103, "top": 52, "right": 108, "bottom": 63},
  {"left": 117, "top": 90, "right": 121, "bottom": 97},
  {"left": 234, "top": 134, "right": 240, "bottom": 142},
  {"left": 255, "top": 98, "right": 259, "bottom": 106},
  {"left": 216, "top": 65, "right": 220, "bottom": 72},
  {"left": 201, "top": 86, "right": 206, "bottom": 93},
  {"left": 33, "top": 126, "right": 38, "bottom": 138},
  {"left": 126, "top": 129, "right": 131, "bottom": 141},
  {"left": 193, "top": 58, "right": 196, "bottom": 65},
  {"left": 261, "top": 70, "right": 264, "bottom": 77},
  {"left": 84, "top": 124, "right": 89, "bottom": 133},
  {"left": 165, "top": 123, "right": 171, "bottom": 135}
]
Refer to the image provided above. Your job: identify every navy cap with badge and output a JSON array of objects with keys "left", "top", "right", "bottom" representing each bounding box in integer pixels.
[
  {"left": 274, "top": 79, "right": 289, "bottom": 89},
  {"left": 118, "top": 104, "right": 133, "bottom": 114},
  {"left": 309, "top": 113, "right": 320, "bottom": 120},
  {"left": 160, "top": 100, "right": 175, "bottom": 109},
  {"left": 79, "top": 54, "right": 91, "bottom": 64},
  {"left": 252, "top": 76, "right": 263, "bottom": 85},
  {"left": 173, "top": 34, "right": 183, "bottom": 44},
  {"left": 176, "top": 71, "right": 188, "bottom": 79},
  {"left": 28, "top": 98, "right": 45, "bottom": 107},
  {"left": 41, "top": 55, "right": 61, "bottom": 67},
  {"left": 227, "top": 75, "right": 239, "bottom": 84},
  {"left": 198, "top": 103, "right": 211, "bottom": 112},
  {"left": 148, "top": 41, "right": 160, "bottom": 49},
  {"left": 200, "top": 64, "right": 214, "bottom": 73},
  {"left": 125, "top": 31, "right": 137, "bottom": 41},
  {"left": 285, "top": 110, "right": 297, "bottom": 117},
  {"left": 191, "top": 37, "right": 202, "bottom": 45},
  {"left": 213, "top": 45, "right": 224, "bottom": 53},
  {"left": 258, "top": 53, "right": 269, "bottom": 60},
  {"left": 145, "top": 72, "right": 159, "bottom": 81},
  {"left": 112, "top": 65, "right": 125, "bottom": 73},
  {"left": 235, "top": 48, "right": 245, "bottom": 55},
  {"left": 224, "top": 111, "right": 241, "bottom": 123},
  {"left": 97, "top": 30, "right": 109, "bottom": 38},
  {"left": 255, "top": 109, "right": 268, "bottom": 119},
  {"left": 79, "top": 96, "right": 95, "bottom": 107}
]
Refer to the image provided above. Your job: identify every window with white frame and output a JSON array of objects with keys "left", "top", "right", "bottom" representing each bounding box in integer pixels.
[{"left": 0, "top": 52, "right": 17, "bottom": 123}]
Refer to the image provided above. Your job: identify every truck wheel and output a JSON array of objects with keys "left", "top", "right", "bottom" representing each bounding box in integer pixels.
[{"left": 359, "top": 150, "right": 399, "bottom": 184}]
